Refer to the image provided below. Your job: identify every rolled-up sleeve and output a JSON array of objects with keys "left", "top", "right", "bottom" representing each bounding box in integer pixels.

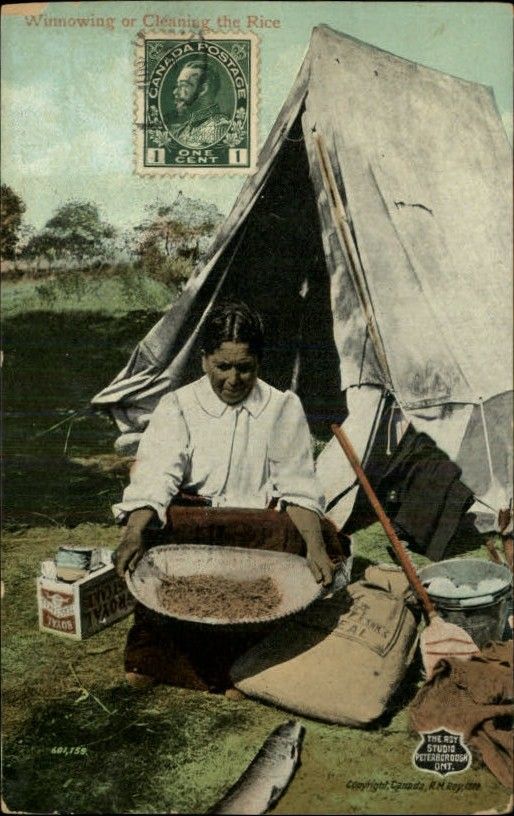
[
  {"left": 112, "top": 392, "right": 189, "bottom": 526},
  {"left": 269, "top": 391, "right": 325, "bottom": 516}
]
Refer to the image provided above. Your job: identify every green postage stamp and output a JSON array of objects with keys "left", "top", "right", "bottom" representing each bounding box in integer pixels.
[{"left": 135, "top": 31, "right": 259, "bottom": 174}]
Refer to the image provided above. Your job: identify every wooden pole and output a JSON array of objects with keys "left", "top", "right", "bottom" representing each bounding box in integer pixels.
[{"left": 331, "top": 423, "right": 436, "bottom": 618}]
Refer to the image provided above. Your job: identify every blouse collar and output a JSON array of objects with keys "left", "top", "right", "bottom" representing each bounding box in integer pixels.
[{"left": 194, "top": 375, "right": 271, "bottom": 418}]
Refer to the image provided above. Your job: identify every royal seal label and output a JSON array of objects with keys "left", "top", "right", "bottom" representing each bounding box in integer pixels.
[
  {"left": 40, "top": 587, "right": 77, "bottom": 634},
  {"left": 413, "top": 729, "right": 472, "bottom": 777},
  {"left": 135, "top": 31, "right": 258, "bottom": 175}
]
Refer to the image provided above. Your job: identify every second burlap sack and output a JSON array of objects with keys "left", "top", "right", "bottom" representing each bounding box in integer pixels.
[{"left": 231, "top": 564, "right": 421, "bottom": 725}]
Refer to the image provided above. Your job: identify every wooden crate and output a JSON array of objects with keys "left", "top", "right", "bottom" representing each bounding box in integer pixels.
[{"left": 37, "top": 561, "right": 135, "bottom": 640}]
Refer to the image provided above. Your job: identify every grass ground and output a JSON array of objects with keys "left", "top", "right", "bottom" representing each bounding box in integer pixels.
[
  {"left": 1, "top": 297, "right": 511, "bottom": 814},
  {"left": 2, "top": 524, "right": 508, "bottom": 814},
  {"left": 3, "top": 308, "right": 162, "bottom": 529}
]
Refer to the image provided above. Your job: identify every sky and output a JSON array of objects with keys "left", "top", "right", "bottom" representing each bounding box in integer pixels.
[{"left": 1, "top": 1, "right": 512, "bottom": 231}]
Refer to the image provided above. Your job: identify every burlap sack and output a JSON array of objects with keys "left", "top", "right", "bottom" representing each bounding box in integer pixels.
[{"left": 231, "top": 564, "right": 420, "bottom": 725}]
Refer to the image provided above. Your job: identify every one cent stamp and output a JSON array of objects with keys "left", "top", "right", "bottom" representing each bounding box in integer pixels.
[{"left": 134, "top": 31, "right": 258, "bottom": 175}]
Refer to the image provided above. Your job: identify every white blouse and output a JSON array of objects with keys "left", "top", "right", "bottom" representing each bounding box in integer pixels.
[{"left": 113, "top": 375, "right": 324, "bottom": 525}]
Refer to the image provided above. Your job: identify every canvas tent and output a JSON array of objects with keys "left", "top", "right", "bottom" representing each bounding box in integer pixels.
[{"left": 92, "top": 25, "right": 513, "bottom": 532}]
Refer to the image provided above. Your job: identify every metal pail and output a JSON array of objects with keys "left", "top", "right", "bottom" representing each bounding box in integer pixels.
[{"left": 418, "top": 558, "right": 512, "bottom": 647}]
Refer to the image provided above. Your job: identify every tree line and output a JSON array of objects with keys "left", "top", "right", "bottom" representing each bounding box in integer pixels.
[{"left": 0, "top": 184, "right": 224, "bottom": 287}]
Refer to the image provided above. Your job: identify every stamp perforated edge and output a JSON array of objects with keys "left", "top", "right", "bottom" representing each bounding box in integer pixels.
[{"left": 133, "top": 29, "right": 260, "bottom": 177}]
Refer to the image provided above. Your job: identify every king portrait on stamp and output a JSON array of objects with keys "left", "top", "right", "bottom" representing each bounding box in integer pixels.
[
  {"left": 169, "top": 60, "right": 231, "bottom": 149},
  {"left": 135, "top": 32, "right": 258, "bottom": 174}
]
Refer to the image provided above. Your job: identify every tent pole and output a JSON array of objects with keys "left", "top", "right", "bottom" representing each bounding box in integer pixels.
[{"left": 314, "top": 133, "right": 393, "bottom": 390}]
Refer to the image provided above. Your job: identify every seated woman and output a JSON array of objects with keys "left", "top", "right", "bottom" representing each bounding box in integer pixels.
[{"left": 113, "top": 299, "right": 342, "bottom": 692}]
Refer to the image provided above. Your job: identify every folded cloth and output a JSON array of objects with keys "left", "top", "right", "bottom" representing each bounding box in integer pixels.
[
  {"left": 165, "top": 504, "right": 351, "bottom": 559},
  {"left": 391, "top": 451, "right": 474, "bottom": 561},
  {"left": 409, "top": 641, "right": 513, "bottom": 788},
  {"left": 343, "top": 423, "right": 473, "bottom": 561}
]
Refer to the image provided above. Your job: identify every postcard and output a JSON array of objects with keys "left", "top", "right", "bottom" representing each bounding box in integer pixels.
[{"left": 1, "top": 2, "right": 512, "bottom": 814}]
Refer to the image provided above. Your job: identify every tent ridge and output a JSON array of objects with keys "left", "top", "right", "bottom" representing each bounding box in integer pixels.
[{"left": 311, "top": 23, "right": 500, "bottom": 96}]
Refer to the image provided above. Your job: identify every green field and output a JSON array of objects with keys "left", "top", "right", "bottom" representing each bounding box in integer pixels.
[
  {"left": 2, "top": 270, "right": 174, "bottom": 317},
  {"left": 3, "top": 296, "right": 164, "bottom": 529},
  {"left": 1, "top": 279, "right": 509, "bottom": 814}
]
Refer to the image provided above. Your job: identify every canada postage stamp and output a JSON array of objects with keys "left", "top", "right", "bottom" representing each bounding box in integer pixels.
[{"left": 134, "top": 31, "right": 259, "bottom": 175}]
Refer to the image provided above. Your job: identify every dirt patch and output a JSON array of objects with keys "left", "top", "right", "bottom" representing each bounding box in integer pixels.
[
  {"left": 157, "top": 574, "right": 282, "bottom": 621},
  {"left": 69, "top": 454, "right": 134, "bottom": 477}
]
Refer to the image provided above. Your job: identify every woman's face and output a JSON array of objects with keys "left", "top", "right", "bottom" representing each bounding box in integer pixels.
[{"left": 202, "top": 341, "right": 259, "bottom": 405}]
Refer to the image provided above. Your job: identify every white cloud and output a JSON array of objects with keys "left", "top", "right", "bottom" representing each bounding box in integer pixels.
[
  {"left": 1, "top": 80, "right": 61, "bottom": 143},
  {"left": 1, "top": 63, "right": 132, "bottom": 179}
]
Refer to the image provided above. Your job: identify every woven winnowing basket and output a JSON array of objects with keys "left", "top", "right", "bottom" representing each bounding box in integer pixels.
[{"left": 126, "top": 544, "right": 349, "bottom": 626}]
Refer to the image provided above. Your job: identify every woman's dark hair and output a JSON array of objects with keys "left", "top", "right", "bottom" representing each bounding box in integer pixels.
[{"left": 201, "top": 299, "right": 264, "bottom": 359}]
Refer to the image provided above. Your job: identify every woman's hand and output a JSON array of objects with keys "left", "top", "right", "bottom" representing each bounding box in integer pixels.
[
  {"left": 285, "top": 504, "right": 335, "bottom": 587},
  {"left": 305, "top": 541, "right": 336, "bottom": 587},
  {"left": 113, "top": 529, "right": 145, "bottom": 578},
  {"left": 113, "top": 507, "right": 156, "bottom": 579}
]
